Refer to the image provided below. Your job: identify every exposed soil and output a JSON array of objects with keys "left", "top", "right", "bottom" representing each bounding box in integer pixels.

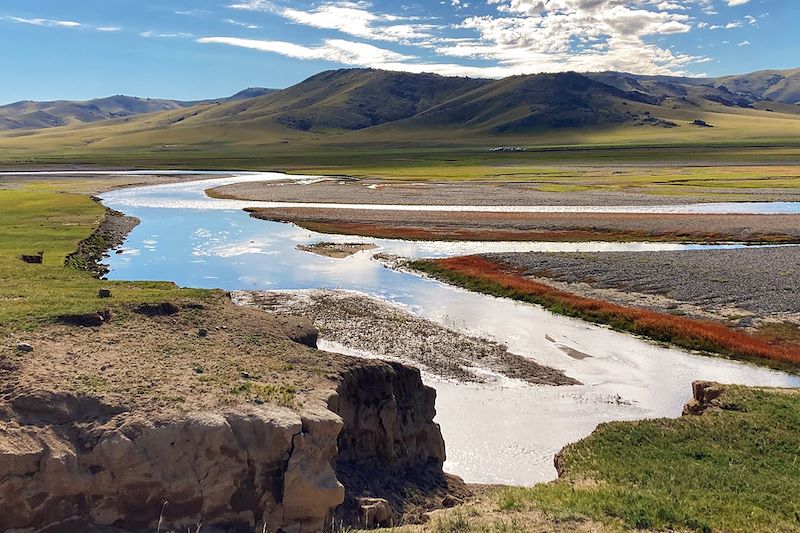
[
  {"left": 249, "top": 207, "right": 800, "bottom": 243},
  {"left": 485, "top": 246, "right": 800, "bottom": 327},
  {"left": 211, "top": 177, "right": 800, "bottom": 206},
  {"left": 233, "top": 289, "right": 579, "bottom": 386},
  {"left": 297, "top": 241, "right": 378, "bottom": 258},
  {"left": 0, "top": 295, "right": 339, "bottom": 419}
]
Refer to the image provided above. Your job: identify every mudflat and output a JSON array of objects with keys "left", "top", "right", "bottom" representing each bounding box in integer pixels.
[
  {"left": 210, "top": 177, "right": 800, "bottom": 206},
  {"left": 250, "top": 207, "right": 800, "bottom": 243},
  {"left": 485, "top": 246, "right": 800, "bottom": 327}
]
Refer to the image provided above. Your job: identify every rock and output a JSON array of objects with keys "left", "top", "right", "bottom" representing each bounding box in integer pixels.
[
  {"left": 357, "top": 497, "right": 393, "bottom": 528},
  {"left": 98, "top": 288, "right": 112, "bottom": 298},
  {"left": 198, "top": 328, "right": 208, "bottom": 337},
  {"left": 16, "top": 343, "right": 33, "bottom": 353},
  {"left": 683, "top": 381, "right": 725, "bottom": 416},
  {"left": 691, "top": 119, "right": 713, "bottom": 128}
]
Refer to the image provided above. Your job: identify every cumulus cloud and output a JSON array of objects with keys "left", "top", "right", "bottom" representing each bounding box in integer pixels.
[
  {"left": 727, "top": 0, "right": 751, "bottom": 5},
  {"left": 214, "top": 0, "right": 710, "bottom": 77}
]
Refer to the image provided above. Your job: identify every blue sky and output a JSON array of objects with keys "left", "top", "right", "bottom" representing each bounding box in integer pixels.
[{"left": 0, "top": 0, "right": 796, "bottom": 104}]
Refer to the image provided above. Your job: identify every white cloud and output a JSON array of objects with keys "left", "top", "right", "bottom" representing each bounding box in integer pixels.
[
  {"left": 214, "top": 0, "right": 709, "bottom": 77},
  {"left": 737, "top": 40, "right": 751, "bottom": 46},
  {"left": 96, "top": 26, "right": 122, "bottom": 32},
  {"left": 6, "top": 16, "right": 81, "bottom": 27},
  {"left": 141, "top": 31, "right": 193, "bottom": 38},
  {"left": 223, "top": 18, "right": 260, "bottom": 29},
  {"left": 727, "top": 0, "right": 751, "bottom": 6},
  {"left": 197, "top": 36, "right": 413, "bottom": 64}
]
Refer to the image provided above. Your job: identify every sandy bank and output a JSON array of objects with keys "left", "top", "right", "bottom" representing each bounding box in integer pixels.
[{"left": 249, "top": 207, "right": 800, "bottom": 243}]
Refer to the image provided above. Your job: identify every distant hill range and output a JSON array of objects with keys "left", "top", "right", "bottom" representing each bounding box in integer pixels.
[
  {"left": 2, "top": 68, "right": 799, "bottom": 152},
  {"left": 0, "top": 88, "right": 276, "bottom": 131}
]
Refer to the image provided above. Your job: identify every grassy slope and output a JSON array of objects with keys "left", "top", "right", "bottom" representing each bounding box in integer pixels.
[
  {"left": 0, "top": 182, "right": 208, "bottom": 329},
  {"left": 502, "top": 385, "right": 800, "bottom": 533}
]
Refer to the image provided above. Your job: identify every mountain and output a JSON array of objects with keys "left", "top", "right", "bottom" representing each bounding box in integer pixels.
[
  {"left": 227, "top": 87, "right": 277, "bottom": 101},
  {"left": 194, "top": 69, "right": 491, "bottom": 131},
  {"left": 713, "top": 69, "right": 800, "bottom": 105},
  {"left": 396, "top": 72, "right": 671, "bottom": 133},
  {"left": 2, "top": 68, "right": 799, "bottom": 153},
  {"left": 0, "top": 88, "right": 277, "bottom": 131},
  {"left": 590, "top": 68, "right": 800, "bottom": 106},
  {"left": 0, "top": 95, "right": 194, "bottom": 131}
]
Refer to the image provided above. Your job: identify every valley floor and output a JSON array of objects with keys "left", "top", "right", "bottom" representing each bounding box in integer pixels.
[{"left": 4, "top": 166, "right": 800, "bottom": 532}]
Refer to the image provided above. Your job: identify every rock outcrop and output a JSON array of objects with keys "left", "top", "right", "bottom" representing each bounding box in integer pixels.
[
  {"left": 0, "top": 360, "right": 450, "bottom": 531},
  {"left": 682, "top": 380, "right": 726, "bottom": 416}
]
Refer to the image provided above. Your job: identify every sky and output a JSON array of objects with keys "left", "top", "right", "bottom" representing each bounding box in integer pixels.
[{"left": 0, "top": 0, "right": 797, "bottom": 104}]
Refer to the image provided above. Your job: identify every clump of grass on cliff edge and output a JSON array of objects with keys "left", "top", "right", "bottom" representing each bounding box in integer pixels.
[
  {"left": 490, "top": 386, "right": 800, "bottom": 533},
  {"left": 0, "top": 185, "right": 209, "bottom": 329},
  {"left": 409, "top": 256, "right": 800, "bottom": 372}
]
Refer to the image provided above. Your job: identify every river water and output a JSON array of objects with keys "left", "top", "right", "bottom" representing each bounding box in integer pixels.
[{"left": 80, "top": 171, "right": 800, "bottom": 486}]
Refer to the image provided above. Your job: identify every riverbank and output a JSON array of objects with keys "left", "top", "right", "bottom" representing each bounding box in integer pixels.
[
  {"left": 408, "top": 255, "right": 800, "bottom": 371},
  {"left": 412, "top": 382, "right": 800, "bottom": 533},
  {"left": 233, "top": 289, "right": 579, "bottom": 386},
  {"left": 0, "top": 176, "right": 464, "bottom": 530},
  {"left": 248, "top": 207, "right": 800, "bottom": 243},
  {"left": 210, "top": 175, "right": 800, "bottom": 206}
]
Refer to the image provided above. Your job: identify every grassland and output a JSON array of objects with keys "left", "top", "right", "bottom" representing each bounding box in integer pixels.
[
  {"left": 0, "top": 181, "right": 209, "bottom": 329},
  {"left": 409, "top": 256, "right": 800, "bottom": 371},
  {"left": 416, "top": 385, "right": 800, "bottom": 533}
]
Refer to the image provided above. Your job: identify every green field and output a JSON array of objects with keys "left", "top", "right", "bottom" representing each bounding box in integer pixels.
[{"left": 0, "top": 182, "right": 209, "bottom": 329}]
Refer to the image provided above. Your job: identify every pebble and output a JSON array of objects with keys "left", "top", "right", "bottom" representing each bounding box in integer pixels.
[{"left": 16, "top": 343, "right": 33, "bottom": 352}]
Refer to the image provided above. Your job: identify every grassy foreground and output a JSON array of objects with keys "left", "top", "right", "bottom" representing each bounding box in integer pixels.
[
  {"left": 410, "top": 256, "right": 800, "bottom": 371},
  {"left": 418, "top": 385, "right": 800, "bottom": 533},
  {"left": 0, "top": 183, "right": 209, "bottom": 329}
]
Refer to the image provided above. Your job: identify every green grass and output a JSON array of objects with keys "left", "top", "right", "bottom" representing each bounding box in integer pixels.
[
  {"left": 0, "top": 184, "right": 210, "bottom": 329},
  {"left": 494, "top": 386, "right": 800, "bottom": 533}
]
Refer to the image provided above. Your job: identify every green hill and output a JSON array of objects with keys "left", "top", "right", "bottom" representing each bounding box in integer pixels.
[{"left": 2, "top": 68, "right": 799, "bottom": 162}]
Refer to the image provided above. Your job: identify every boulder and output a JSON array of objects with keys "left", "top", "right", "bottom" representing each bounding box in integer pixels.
[
  {"left": 357, "top": 497, "right": 393, "bottom": 528},
  {"left": 15, "top": 343, "right": 33, "bottom": 353}
]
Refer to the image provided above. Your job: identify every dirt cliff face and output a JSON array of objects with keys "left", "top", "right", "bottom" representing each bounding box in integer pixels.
[
  {"left": 0, "top": 303, "right": 452, "bottom": 531},
  {"left": 0, "top": 393, "right": 344, "bottom": 532},
  {"left": 330, "top": 361, "right": 467, "bottom": 524}
]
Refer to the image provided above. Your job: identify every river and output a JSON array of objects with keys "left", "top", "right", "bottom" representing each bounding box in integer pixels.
[{"left": 76, "top": 170, "right": 800, "bottom": 486}]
